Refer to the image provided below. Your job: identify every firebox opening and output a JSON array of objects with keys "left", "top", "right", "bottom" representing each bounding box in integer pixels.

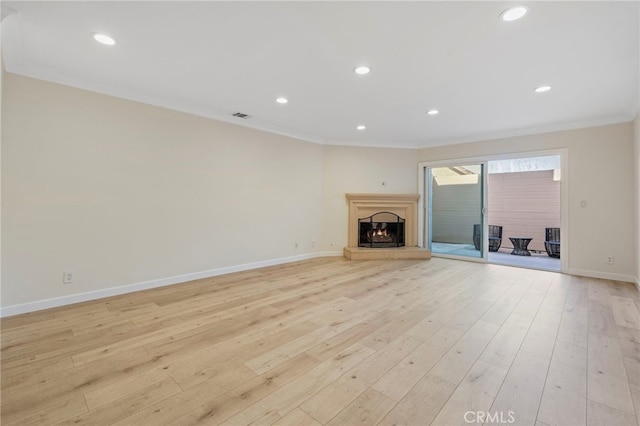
[{"left": 358, "top": 212, "right": 405, "bottom": 248}]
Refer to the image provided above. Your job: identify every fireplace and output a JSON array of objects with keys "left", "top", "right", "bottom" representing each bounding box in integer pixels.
[
  {"left": 358, "top": 212, "right": 405, "bottom": 248},
  {"left": 343, "top": 193, "right": 430, "bottom": 260}
]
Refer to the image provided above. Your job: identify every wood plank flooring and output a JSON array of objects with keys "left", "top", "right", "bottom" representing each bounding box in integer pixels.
[{"left": 2, "top": 257, "right": 639, "bottom": 425}]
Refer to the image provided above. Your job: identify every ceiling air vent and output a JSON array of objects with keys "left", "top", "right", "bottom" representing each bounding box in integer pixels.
[{"left": 232, "top": 112, "right": 251, "bottom": 119}]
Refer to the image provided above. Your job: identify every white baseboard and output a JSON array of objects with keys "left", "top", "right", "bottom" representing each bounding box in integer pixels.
[
  {"left": 566, "top": 268, "right": 636, "bottom": 284},
  {"left": 6, "top": 253, "right": 628, "bottom": 318},
  {"left": 0, "top": 252, "right": 344, "bottom": 318}
]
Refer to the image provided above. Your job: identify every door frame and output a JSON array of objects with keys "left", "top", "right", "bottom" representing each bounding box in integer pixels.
[
  {"left": 418, "top": 148, "right": 569, "bottom": 272},
  {"left": 420, "top": 161, "right": 489, "bottom": 263}
]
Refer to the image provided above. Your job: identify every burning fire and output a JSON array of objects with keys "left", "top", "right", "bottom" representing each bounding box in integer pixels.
[{"left": 368, "top": 223, "right": 390, "bottom": 240}]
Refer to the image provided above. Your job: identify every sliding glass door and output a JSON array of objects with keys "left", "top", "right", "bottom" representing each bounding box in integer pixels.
[{"left": 426, "top": 163, "right": 487, "bottom": 259}]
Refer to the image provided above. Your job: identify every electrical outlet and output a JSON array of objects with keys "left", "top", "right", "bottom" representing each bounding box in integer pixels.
[
  {"left": 606, "top": 256, "right": 614, "bottom": 265},
  {"left": 63, "top": 271, "right": 74, "bottom": 284},
  {"left": 294, "top": 242, "right": 299, "bottom": 249},
  {"left": 311, "top": 240, "right": 316, "bottom": 248}
]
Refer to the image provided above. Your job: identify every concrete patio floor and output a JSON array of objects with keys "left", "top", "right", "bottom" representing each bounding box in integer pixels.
[{"left": 431, "top": 243, "right": 560, "bottom": 272}]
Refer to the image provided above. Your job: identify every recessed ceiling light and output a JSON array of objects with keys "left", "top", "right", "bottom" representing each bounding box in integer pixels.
[
  {"left": 356, "top": 125, "right": 366, "bottom": 130},
  {"left": 534, "top": 85, "right": 552, "bottom": 93},
  {"left": 93, "top": 33, "right": 116, "bottom": 46},
  {"left": 500, "top": 6, "right": 528, "bottom": 22},
  {"left": 354, "top": 66, "right": 370, "bottom": 75},
  {"left": 276, "top": 97, "right": 288, "bottom": 104},
  {"left": 427, "top": 109, "right": 439, "bottom": 115}
]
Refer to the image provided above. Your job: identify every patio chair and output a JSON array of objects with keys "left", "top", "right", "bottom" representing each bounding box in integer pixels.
[
  {"left": 544, "top": 227, "right": 560, "bottom": 258},
  {"left": 473, "top": 224, "right": 503, "bottom": 252}
]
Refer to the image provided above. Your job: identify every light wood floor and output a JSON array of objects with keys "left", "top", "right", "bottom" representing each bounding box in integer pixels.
[{"left": 2, "top": 257, "right": 640, "bottom": 425}]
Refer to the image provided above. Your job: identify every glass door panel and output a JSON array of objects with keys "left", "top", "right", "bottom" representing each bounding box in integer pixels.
[{"left": 427, "top": 164, "right": 485, "bottom": 259}]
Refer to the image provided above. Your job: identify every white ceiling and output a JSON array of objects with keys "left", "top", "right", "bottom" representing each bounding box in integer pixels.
[{"left": 2, "top": 1, "right": 639, "bottom": 148}]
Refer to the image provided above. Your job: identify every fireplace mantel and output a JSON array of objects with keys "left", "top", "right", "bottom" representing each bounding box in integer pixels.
[
  {"left": 346, "top": 193, "right": 420, "bottom": 202},
  {"left": 344, "top": 193, "right": 431, "bottom": 260}
]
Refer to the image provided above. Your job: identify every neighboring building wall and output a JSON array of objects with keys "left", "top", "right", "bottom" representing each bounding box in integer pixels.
[
  {"left": 430, "top": 169, "right": 561, "bottom": 250},
  {"left": 431, "top": 178, "right": 481, "bottom": 244},
  {"left": 488, "top": 170, "right": 560, "bottom": 253}
]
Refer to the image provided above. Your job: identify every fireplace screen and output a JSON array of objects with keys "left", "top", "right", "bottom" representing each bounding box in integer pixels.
[{"left": 358, "top": 212, "right": 405, "bottom": 248}]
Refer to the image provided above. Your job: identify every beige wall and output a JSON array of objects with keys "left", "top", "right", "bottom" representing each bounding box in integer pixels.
[
  {"left": 320, "top": 145, "right": 418, "bottom": 252},
  {"left": 2, "top": 72, "right": 637, "bottom": 313},
  {"left": 634, "top": 113, "right": 640, "bottom": 286},
  {"left": 418, "top": 123, "right": 636, "bottom": 281},
  {"left": 2, "top": 73, "right": 324, "bottom": 309}
]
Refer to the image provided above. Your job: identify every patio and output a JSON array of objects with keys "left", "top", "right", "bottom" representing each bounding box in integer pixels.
[
  {"left": 489, "top": 247, "right": 560, "bottom": 271},
  {"left": 432, "top": 242, "right": 561, "bottom": 272}
]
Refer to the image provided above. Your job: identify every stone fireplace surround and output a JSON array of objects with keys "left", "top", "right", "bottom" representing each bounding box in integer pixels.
[{"left": 343, "top": 193, "right": 431, "bottom": 260}]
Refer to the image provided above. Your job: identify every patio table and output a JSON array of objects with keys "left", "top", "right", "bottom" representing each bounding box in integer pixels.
[{"left": 509, "top": 237, "right": 532, "bottom": 256}]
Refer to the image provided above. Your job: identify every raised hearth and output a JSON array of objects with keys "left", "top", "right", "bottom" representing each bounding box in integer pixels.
[{"left": 344, "top": 193, "right": 431, "bottom": 260}]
